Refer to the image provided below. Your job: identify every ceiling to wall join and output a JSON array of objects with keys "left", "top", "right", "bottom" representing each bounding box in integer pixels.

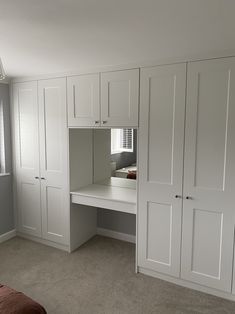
[{"left": 1, "top": 0, "right": 235, "bottom": 78}]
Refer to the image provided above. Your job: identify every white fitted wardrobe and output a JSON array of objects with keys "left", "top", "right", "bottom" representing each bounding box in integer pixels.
[
  {"left": 11, "top": 56, "right": 235, "bottom": 300},
  {"left": 12, "top": 78, "right": 70, "bottom": 247},
  {"left": 12, "top": 69, "right": 139, "bottom": 251},
  {"left": 138, "top": 57, "right": 235, "bottom": 297}
]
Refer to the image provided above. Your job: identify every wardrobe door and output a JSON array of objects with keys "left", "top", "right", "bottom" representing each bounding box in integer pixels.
[
  {"left": 38, "top": 78, "right": 69, "bottom": 245},
  {"left": 181, "top": 58, "right": 235, "bottom": 292},
  {"left": 101, "top": 69, "right": 139, "bottom": 127},
  {"left": 138, "top": 63, "right": 186, "bottom": 277},
  {"left": 12, "top": 81, "right": 42, "bottom": 237},
  {"left": 67, "top": 74, "right": 100, "bottom": 127}
]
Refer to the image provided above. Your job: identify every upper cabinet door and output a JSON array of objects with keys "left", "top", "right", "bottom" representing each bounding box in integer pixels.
[
  {"left": 12, "top": 81, "right": 42, "bottom": 237},
  {"left": 138, "top": 63, "right": 186, "bottom": 277},
  {"left": 67, "top": 74, "right": 100, "bottom": 127},
  {"left": 38, "top": 78, "right": 69, "bottom": 245},
  {"left": 101, "top": 69, "right": 139, "bottom": 127},
  {"left": 181, "top": 58, "right": 235, "bottom": 292}
]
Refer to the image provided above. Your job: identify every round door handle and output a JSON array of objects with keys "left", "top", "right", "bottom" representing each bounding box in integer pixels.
[
  {"left": 186, "top": 196, "right": 193, "bottom": 200},
  {"left": 175, "top": 195, "right": 182, "bottom": 199}
]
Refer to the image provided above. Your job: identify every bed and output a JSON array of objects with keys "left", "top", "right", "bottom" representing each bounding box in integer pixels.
[
  {"left": 0, "top": 284, "right": 46, "bottom": 314},
  {"left": 115, "top": 164, "right": 137, "bottom": 179}
]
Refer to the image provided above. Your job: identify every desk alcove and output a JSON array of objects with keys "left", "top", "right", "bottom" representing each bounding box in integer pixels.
[{"left": 69, "top": 128, "right": 137, "bottom": 252}]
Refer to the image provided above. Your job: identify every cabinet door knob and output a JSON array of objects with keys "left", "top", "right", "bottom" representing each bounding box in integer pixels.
[
  {"left": 175, "top": 195, "right": 182, "bottom": 199},
  {"left": 41, "top": 177, "right": 46, "bottom": 180},
  {"left": 94, "top": 121, "right": 99, "bottom": 124},
  {"left": 102, "top": 120, "right": 107, "bottom": 124},
  {"left": 186, "top": 196, "right": 193, "bottom": 200},
  {"left": 34, "top": 176, "right": 39, "bottom": 179}
]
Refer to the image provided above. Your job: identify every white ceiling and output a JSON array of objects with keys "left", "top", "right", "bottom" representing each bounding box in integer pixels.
[{"left": 1, "top": 0, "right": 235, "bottom": 77}]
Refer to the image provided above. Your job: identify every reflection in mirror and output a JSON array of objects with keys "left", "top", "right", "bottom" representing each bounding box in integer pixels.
[{"left": 110, "top": 128, "right": 137, "bottom": 181}]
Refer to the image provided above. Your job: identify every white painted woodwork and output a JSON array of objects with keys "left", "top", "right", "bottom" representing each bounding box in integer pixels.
[
  {"left": 138, "top": 266, "right": 235, "bottom": 302},
  {"left": 0, "top": 230, "right": 16, "bottom": 244},
  {"left": 97, "top": 228, "right": 136, "bottom": 244},
  {"left": 93, "top": 129, "right": 111, "bottom": 183},
  {"left": 70, "top": 203, "right": 97, "bottom": 252},
  {"left": 12, "top": 81, "right": 42, "bottom": 237},
  {"left": 69, "top": 128, "right": 137, "bottom": 215},
  {"left": 71, "top": 183, "right": 136, "bottom": 214},
  {"left": 38, "top": 78, "right": 69, "bottom": 245},
  {"left": 67, "top": 74, "right": 100, "bottom": 127},
  {"left": 181, "top": 58, "right": 235, "bottom": 292},
  {"left": 101, "top": 69, "right": 139, "bottom": 127},
  {"left": 68, "top": 129, "right": 97, "bottom": 252},
  {"left": 67, "top": 70, "right": 139, "bottom": 128},
  {"left": 69, "top": 129, "right": 93, "bottom": 191},
  {"left": 10, "top": 56, "right": 235, "bottom": 300},
  {"left": 138, "top": 63, "right": 186, "bottom": 277}
]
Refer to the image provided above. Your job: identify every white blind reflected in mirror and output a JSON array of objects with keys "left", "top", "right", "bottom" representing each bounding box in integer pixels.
[{"left": 111, "top": 129, "right": 133, "bottom": 154}]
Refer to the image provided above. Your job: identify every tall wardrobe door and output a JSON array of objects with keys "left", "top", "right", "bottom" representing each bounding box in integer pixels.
[
  {"left": 12, "top": 81, "right": 42, "bottom": 237},
  {"left": 38, "top": 78, "right": 69, "bottom": 245},
  {"left": 138, "top": 63, "right": 186, "bottom": 277},
  {"left": 181, "top": 57, "right": 235, "bottom": 292}
]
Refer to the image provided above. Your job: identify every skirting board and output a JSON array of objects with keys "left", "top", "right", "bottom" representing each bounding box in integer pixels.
[
  {"left": 97, "top": 227, "right": 136, "bottom": 243},
  {"left": 138, "top": 267, "right": 235, "bottom": 302},
  {"left": 17, "top": 232, "right": 70, "bottom": 252},
  {"left": 0, "top": 229, "right": 16, "bottom": 243}
]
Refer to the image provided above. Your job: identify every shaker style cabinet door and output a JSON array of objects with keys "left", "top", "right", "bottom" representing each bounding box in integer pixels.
[
  {"left": 67, "top": 74, "right": 100, "bottom": 127},
  {"left": 101, "top": 69, "right": 139, "bottom": 127},
  {"left": 38, "top": 78, "right": 69, "bottom": 245},
  {"left": 138, "top": 63, "right": 186, "bottom": 277},
  {"left": 181, "top": 58, "right": 235, "bottom": 292},
  {"left": 12, "top": 81, "right": 42, "bottom": 237}
]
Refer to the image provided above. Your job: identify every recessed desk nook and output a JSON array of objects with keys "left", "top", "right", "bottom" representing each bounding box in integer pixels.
[{"left": 69, "top": 128, "right": 137, "bottom": 250}]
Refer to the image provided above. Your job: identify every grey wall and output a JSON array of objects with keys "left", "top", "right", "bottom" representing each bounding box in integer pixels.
[
  {"left": 97, "top": 208, "right": 136, "bottom": 236},
  {"left": 111, "top": 129, "right": 137, "bottom": 170},
  {"left": 0, "top": 83, "right": 14, "bottom": 235}
]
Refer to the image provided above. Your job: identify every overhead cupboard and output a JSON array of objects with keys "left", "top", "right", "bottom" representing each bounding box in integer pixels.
[
  {"left": 67, "top": 69, "right": 139, "bottom": 128},
  {"left": 138, "top": 57, "right": 235, "bottom": 296},
  {"left": 11, "top": 56, "right": 235, "bottom": 300}
]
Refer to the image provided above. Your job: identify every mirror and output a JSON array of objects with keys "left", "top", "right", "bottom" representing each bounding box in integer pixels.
[{"left": 110, "top": 128, "right": 137, "bottom": 180}]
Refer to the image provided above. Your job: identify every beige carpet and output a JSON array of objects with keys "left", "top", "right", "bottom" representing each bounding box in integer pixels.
[{"left": 0, "top": 236, "right": 235, "bottom": 314}]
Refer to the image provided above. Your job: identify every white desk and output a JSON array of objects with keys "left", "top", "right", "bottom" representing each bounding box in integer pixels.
[{"left": 71, "top": 178, "right": 136, "bottom": 214}]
